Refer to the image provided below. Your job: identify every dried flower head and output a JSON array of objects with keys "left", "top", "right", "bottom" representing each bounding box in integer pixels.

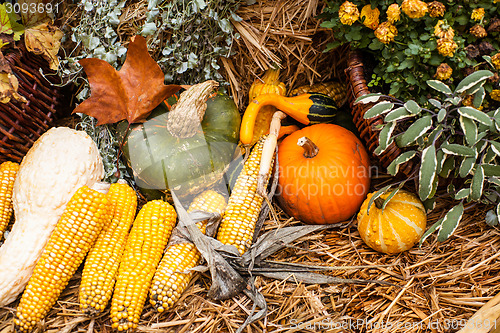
[
  {"left": 339, "top": 1, "right": 360, "bottom": 25},
  {"left": 471, "top": 8, "right": 485, "bottom": 21},
  {"left": 491, "top": 89, "right": 500, "bottom": 102},
  {"left": 401, "top": 0, "right": 428, "bottom": 19},
  {"left": 387, "top": 4, "right": 401, "bottom": 23},
  {"left": 437, "top": 38, "right": 458, "bottom": 57},
  {"left": 434, "top": 63, "right": 452, "bottom": 80},
  {"left": 491, "top": 53, "right": 500, "bottom": 70},
  {"left": 470, "top": 24, "right": 488, "bottom": 38},
  {"left": 374, "top": 21, "right": 398, "bottom": 44},
  {"left": 434, "top": 20, "right": 455, "bottom": 39},
  {"left": 428, "top": 1, "right": 446, "bottom": 17},
  {"left": 360, "top": 5, "right": 380, "bottom": 29}
]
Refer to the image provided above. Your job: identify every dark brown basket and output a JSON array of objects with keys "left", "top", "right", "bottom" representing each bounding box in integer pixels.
[
  {"left": 345, "top": 50, "right": 416, "bottom": 177},
  {"left": 0, "top": 43, "right": 69, "bottom": 163}
]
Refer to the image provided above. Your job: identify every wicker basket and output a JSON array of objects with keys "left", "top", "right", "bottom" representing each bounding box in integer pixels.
[
  {"left": 345, "top": 50, "right": 416, "bottom": 178},
  {"left": 0, "top": 43, "right": 70, "bottom": 163}
]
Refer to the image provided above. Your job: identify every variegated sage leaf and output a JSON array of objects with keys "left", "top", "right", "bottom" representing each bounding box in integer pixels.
[
  {"left": 427, "top": 125, "right": 444, "bottom": 145},
  {"left": 419, "top": 218, "right": 443, "bottom": 247},
  {"left": 483, "top": 146, "right": 497, "bottom": 163},
  {"left": 483, "top": 164, "right": 500, "bottom": 176},
  {"left": 459, "top": 157, "right": 475, "bottom": 178},
  {"left": 455, "top": 70, "right": 494, "bottom": 94},
  {"left": 497, "top": 202, "right": 500, "bottom": 219},
  {"left": 366, "top": 185, "right": 391, "bottom": 215},
  {"left": 398, "top": 115, "right": 433, "bottom": 147},
  {"left": 475, "top": 140, "right": 488, "bottom": 155},
  {"left": 355, "top": 93, "right": 384, "bottom": 105},
  {"left": 426, "top": 80, "right": 452, "bottom": 95},
  {"left": 454, "top": 188, "right": 470, "bottom": 200},
  {"left": 437, "top": 203, "right": 464, "bottom": 242},
  {"left": 423, "top": 197, "right": 436, "bottom": 212},
  {"left": 458, "top": 107, "right": 493, "bottom": 126},
  {"left": 419, "top": 145, "right": 437, "bottom": 201},
  {"left": 404, "top": 100, "right": 421, "bottom": 115},
  {"left": 384, "top": 107, "right": 412, "bottom": 122},
  {"left": 441, "top": 143, "right": 476, "bottom": 157},
  {"left": 446, "top": 96, "right": 462, "bottom": 106},
  {"left": 374, "top": 122, "right": 396, "bottom": 155},
  {"left": 470, "top": 165, "right": 485, "bottom": 200},
  {"left": 490, "top": 177, "right": 500, "bottom": 186},
  {"left": 386, "top": 151, "right": 417, "bottom": 176},
  {"left": 439, "top": 155, "right": 455, "bottom": 178},
  {"left": 490, "top": 141, "right": 500, "bottom": 156},
  {"left": 473, "top": 86, "right": 485, "bottom": 108},
  {"left": 459, "top": 116, "right": 478, "bottom": 146},
  {"left": 437, "top": 108, "right": 447, "bottom": 123},
  {"left": 483, "top": 55, "right": 494, "bottom": 69},
  {"left": 485, "top": 210, "right": 499, "bottom": 227},
  {"left": 429, "top": 98, "right": 441, "bottom": 109},
  {"left": 436, "top": 149, "right": 445, "bottom": 174},
  {"left": 381, "top": 181, "right": 407, "bottom": 211},
  {"left": 363, "top": 101, "right": 394, "bottom": 119}
]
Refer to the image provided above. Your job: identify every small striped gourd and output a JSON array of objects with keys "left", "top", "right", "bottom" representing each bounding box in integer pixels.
[{"left": 357, "top": 190, "right": 427, "bottom": 254}]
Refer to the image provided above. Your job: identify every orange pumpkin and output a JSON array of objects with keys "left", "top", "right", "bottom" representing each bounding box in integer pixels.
[{"left": 277, "top": 124, "right": 370, "bottom": 224}]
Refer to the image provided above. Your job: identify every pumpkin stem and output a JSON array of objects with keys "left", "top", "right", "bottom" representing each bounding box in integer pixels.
[
  {"left": 374, "top": 197, "right": 385, "bottom": 209},
  {"left": 166, "top": 80, "right": 219, "bottom": 138},
  {"left": 297, "top": 136, "right": 319, "bottom": 158}
]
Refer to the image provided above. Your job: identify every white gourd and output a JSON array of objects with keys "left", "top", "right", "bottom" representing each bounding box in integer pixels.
[{"left": 0, "top": 127, "right": 104, "bottom": 306}]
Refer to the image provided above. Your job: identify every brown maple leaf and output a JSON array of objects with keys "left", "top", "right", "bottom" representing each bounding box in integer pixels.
[{"left": 73, "top": 35, "right": 182, "bottom": 125}]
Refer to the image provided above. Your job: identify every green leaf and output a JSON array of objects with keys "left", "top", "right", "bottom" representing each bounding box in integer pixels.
[
  {"left": 489, "top": 177, "right": 500, "bottom": 186},
  {"left": 439, "top": 155, "right": 455, "bottom": 178},
  {"left": 483, "top": 146, "right": 497, "bottom": 164},
  {"left": 483, "top": 55, "right": 494, "bottom": 69},
  {"left": 386, "top": 151, "right": 417, "bottom": 176},
  {"left": 490, "top": 141, "right": 500, "bottom": 156},
  {"left": 485, "top": 210, "right": 499, "bottom": 227},
  {"left": 363, "top": 101, "right": 394, "bottom": 119},
  {"left": 398, "top": 116, "right": 433, "bottom": 147},
  {"left": 459, "top": 116, "right": 478, "bottom": 146},
  {"left": 437, "top": 108, "right": 447, "bottom": 123},
  {"left": 429, "top": 99, "right": 442, "bottom": 109},
  {"left": 446, "top": 96, "right": 462, "bottom": 106},
  {"left": 419, "top": 218, "right": 443, "bottom": 247},
  {"left": 404, "top": 100, "right": 421, "bottom": 115},
  {"left": 437, "top": 203, "right": 464, "bottom": 242},
  {"left": 441, "top": 143, "right": 476, "bottom": 157},
  {"left": 376, "top": 122, "right": 396, "bottom": 155},
  {"left": 355, "top": 93, "right": 384, "bottom": 105},
  {"left": 458, "top": 107, "right": 493, "bottom": 126},
  {"left": 381, "top": 182, "right": 407, "bottom": 211},
  {"left": 483, "top": 164, "right": 500, "bottom": 176},
  {"left": 470, "top": 165, "right": 485, "bottom": 201},
  {"left": 384, "top": 107, "right": 413, "bottom": 122},
  {"left": 455, "top": 70, "right": 494, "bottom": 94},
  {"left": 423, "top": 197, "right": 436, "bottom": 212},
  {"left": 427, "top": 80, "right": 452, "bottom": 95},
  {"left": 473, "top": 87, "right": 485, "bottom": 108},
  {"left": 419, "top": 145, "right": 437, "bottom": 201},
  {"left": 454, "top": 188, "right": 470, "bottom": 200},
  {"left": 459, "top": 157, "right": 475, "bottom": 178},
  {"left": 366, "top": 185, "right": 391, "bottom": 215}
]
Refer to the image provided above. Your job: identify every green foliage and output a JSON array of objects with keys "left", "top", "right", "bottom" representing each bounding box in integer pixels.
[
  {"left": 320, "top": 1, "right": 500, "bottom": 106},
  {"left": 358, "top": 70, "right": 500, "bottom": 242}
]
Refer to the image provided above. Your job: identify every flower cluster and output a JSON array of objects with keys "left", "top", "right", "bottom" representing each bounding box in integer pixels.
[{"left": 321, "top": 1, "right": 500, "bottom": 106}]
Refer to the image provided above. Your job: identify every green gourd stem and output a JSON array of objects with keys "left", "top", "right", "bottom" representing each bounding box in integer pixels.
[{"left": 297, "top": 136, "right": 319, "bottom": 158}]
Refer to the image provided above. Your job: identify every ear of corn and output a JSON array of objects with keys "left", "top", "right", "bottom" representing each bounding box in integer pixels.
[
  {"left": 0, "top": 161, "right": 19, "bottom": 241},
  {"left": 150, "top": 190, "right": 226, "bottom": 312},
  {"left": 216, "top": 137, "right": 273, "bottom": 254},
  {"left": 289, "top": 81, "right": 347, "bottom": 107},
  {"left": 110, "top": 200, "right": 177, "bottom": 331},
  {"left": 79, "top": 182, "right": 137, "bottom": 314},
  {"left": 14, "top": 185, "right": 110, "bottom": 332}
]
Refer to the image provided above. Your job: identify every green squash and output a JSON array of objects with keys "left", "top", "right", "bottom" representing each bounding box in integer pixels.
[{"left": 117, "top": 91, "right": 241, "bottom": 197}]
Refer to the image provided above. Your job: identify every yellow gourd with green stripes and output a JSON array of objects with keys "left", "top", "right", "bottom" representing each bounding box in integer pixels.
[{"left": 357, "top": 190, "right": 427, "bottom": 254}]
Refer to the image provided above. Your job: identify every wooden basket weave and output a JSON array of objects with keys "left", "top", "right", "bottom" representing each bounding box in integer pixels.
[
  {"left": 0, "top": 43, "right": 69, "bottom": 163},
  {"left": 345, "top": 50, "right": 416, "bottom": 177}
]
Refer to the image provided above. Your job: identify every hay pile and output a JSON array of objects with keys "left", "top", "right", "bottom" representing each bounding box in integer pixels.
[{"left": 0, "top": 1, "right": 499, "bottom": 333}]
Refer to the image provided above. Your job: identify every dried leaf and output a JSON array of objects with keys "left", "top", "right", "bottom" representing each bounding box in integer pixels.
[
  {"left": 0, "top": 51, "right": 26, "bottom": 104},
  {"left": 23, "top": 20, "right": 62, "bottom": 70},
  {"left": 73, "top": 35, "right": 182, "bottom": 125}
]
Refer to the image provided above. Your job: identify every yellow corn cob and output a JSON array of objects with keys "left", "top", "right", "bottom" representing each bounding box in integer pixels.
[
  {"left": 289, "top": 81, "right": 348, "bottom": 107},
  {"left": 79, "top": 182, "right": 137, "bottom": 314},
  {"left": 0, "top": 161, "right": 19, "bottom": 240},
  {"left": 216, "top": 137, "right": 273, "bottom": 254},
  {"left": 14, "top": 186, "right": 109, "bottom": 332},
  {"left": 150, "top": 190, "right": 226, "bottom": 312},
  {"left": 110, "top": 200, "right": 177, "bottom": 331}
]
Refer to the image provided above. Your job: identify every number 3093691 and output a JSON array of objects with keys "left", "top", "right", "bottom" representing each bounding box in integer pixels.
[{"left": 4, "top": 2, "right": 60, "bottom": 15}]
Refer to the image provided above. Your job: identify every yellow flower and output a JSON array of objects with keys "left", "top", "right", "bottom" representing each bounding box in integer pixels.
[
  {"left": 470, "top": 24, "right": 487, "bottom": 38},
  {"left": 401, "top": 0, "right": 428, "bottom": 19},
  {"left": 437, "top": 38, "right": 458, "bottom": 57},
  {"left": 360, "top": 5, "right": 380, "bottom": 29},
  {"left": 387, "top": 4, "right": 401, "bottom": 23},
  {"left": 428, "top": 1, "right": 446, "bottom": 17},
  {"left": 471, "top": 8, "right": 485, "bottom": 21},
  {"left": 374, "top": 21, "right": 398, "bottom": 44},
  {"left": 434, "top": 63, "right": 452, "bottom": 80},
  {"left": 339, "top": 1, "right": 360, "bottom": 25},
  {"left": 434, "top": 20, "right": 455, "bottom": 39},
  {"left": 491, "top": 53, "right": 500, "bottom": 70},
  {"left": 491, "top": 90, "right": 500, "bottom": 102}
]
